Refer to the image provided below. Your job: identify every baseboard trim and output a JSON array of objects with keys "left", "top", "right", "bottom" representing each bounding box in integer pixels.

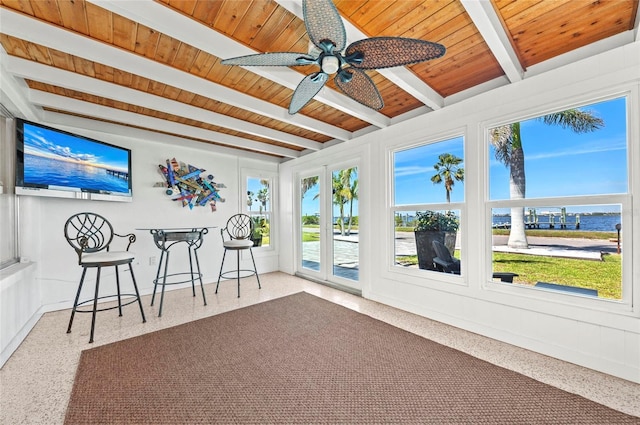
[{"left": 0, "top": 305, "right": 44, "bottom": 369}]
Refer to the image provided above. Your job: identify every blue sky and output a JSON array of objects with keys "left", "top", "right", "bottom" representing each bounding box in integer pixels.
[
  {"left": 301, "top": 169, "right": 359, "bottom": 217},
  {"left": 395, "top": 97, "right": 627, "bottom": 213},
  {"left": 302, "top": 181, "right": 320, "bottom": 217},
  {"left": 247, "top": 177, "right": 270, "bottom": 212},
  {"left": 489, "top": 97, "right": 627, "bottom": 202},
  {"left": 300, "top": 97, "right": 627, "bottom": 217},
  {"left": 395, "top": 137, "right": 465, "bottom": 205},
  {"left": 24, "top": 123, "right": 129, "bottom": 172}
]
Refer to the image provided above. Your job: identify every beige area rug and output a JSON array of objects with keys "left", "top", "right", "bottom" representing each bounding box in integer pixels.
[{"left": 65, "top": 292, "right": 639, "bottom": 424}]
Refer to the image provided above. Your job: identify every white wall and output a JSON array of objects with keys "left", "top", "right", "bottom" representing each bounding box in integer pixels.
[
  {"left": 0, "top": 262, "right": 39, "bottom": 366},
  {"left": 1, "top": 127, "right": 279, "bottom": 365},
  {"left": 280, "top": 41, "right": 640, "bottom": 383}
]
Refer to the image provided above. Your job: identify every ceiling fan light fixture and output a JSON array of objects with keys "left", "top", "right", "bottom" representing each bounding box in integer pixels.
[
  {"left": 220, "top": 0, "right": 445, "bottom": 114},
  {"left": 321, "top": 55, "right": 340, "bottom": 74}
]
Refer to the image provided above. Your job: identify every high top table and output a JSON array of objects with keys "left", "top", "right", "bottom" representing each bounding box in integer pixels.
[{"left": 138, "top": 227, "right": 214, "bottom": 317}]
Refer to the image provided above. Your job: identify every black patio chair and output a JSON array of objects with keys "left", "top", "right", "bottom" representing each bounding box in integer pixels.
[{"left": 432, "top": 240, "right": 461, "bottom": 274}]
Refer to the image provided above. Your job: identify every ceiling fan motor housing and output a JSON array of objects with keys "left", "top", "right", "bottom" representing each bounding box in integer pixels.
[{"left": 321, "top": 55, "right": 340, "bottom": 74}]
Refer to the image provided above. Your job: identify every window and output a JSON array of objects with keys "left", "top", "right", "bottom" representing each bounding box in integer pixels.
[
  {"left": 487, "top": 96, "right": 629, "bottom": 301},
  {"left": 392, "top": 136, "right": 465, "bottom": 276},
  {"left": 0, "top": 115, "right": 19, "bottom": 269},
  {"left": 246, "top": 176, "right": 272, "bottom": 248}
]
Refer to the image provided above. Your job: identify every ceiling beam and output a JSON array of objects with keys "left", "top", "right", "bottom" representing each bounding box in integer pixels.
[
  {"left": 4, "top": 56, "right": 322, "bottom": 152},
  {"left": 29, "top": 91, "right": 301, "bottom": 158},
  {"left": 92, "top": 0, "right": 390, "bottom": 129},
  {"left": 276, "top": 0, "right": 444, "bottom": 111},
  {"left": 0, "top": 7, "right": 351, "bottom": 142},
  {"left": 460, "top": 0, "right": 523, "bottom": 83},
  {"left": 0, "top": 48, "right": 41, "bottom": 121}
]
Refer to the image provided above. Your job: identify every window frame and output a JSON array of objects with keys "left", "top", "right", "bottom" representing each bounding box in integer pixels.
[
  {"left": 482, "top": 93, "right": 634, "bottom": 311},
  {"left": 242, "top": 169, "right": 276, "bottom": 253},
  {"left": 388, "top": 131, "right": 467, "bottom": 284}
]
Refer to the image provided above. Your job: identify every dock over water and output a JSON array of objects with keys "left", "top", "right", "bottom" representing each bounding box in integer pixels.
[
  {"left": 493, "top": 208, "right": 581, "bottom": 230},
  {"left": 106, "top": 169, "right": 129, "bottom": 180}
]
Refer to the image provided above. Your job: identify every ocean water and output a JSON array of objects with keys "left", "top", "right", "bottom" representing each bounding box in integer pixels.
[
  {"left": 492, "top": 214, "right": 621, "bottom": 232},
  {"left": 24, "top": 154, "right": 129, "bottom": 194}
]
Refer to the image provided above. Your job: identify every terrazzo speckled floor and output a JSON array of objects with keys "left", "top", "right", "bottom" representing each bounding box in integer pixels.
[{"left": 1, "top": 272, "right": 639, "bottom": 424}]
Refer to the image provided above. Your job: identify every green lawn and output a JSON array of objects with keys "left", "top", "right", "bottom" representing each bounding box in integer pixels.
[
  {"left": 302, "top": 232, "right": 320, "bottom": 242},
  {"left": 305, "top": 227, "right": 622, "bottom": 299},
  {"left": 492, "top": 252, "right": 621, "bottom": 299},
  {"left": 396, "top": 227, "right": 618, "bottom": 240},
  {"left": 397, "top": 252, "right": 621, "bottom": 299}
]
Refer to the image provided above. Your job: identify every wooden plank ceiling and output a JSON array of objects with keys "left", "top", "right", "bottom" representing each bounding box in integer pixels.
[{"left": 0, "top": 0, "right": 638, "bottom": 161}]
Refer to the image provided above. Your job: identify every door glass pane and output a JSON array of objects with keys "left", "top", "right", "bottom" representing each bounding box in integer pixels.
[
  {"left": 332, "top": 167, "right": 359, "bottom": 281},
  {"left": 301, "top": 176, "right": 320, "bottom": 271}
]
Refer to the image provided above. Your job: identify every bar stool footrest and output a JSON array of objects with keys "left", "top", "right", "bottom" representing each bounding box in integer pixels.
[
  {"left": 219, "top": 269, "right": 258, "bottom": 280},
  {"left": 153, "top": 272, "right": 203, "bottom": 286},
  {"left": 74, "top": 294, "right": 142, "bottom": 313}
]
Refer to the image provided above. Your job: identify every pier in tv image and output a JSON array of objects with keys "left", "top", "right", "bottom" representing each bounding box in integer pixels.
[{"left": 16, "top": 119, "right": 132, "bottom": 199}]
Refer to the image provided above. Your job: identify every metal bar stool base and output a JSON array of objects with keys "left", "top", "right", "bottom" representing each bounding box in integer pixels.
[{"left": 216, "top": 248, "right": 261, "bottom": 298}]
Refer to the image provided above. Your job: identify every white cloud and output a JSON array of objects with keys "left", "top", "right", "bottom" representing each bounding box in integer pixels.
[{"left": 394, "top": 165, "right": 434, "bottom": 178}]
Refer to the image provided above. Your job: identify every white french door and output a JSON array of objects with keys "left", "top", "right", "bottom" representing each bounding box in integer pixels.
[{"left": 297, "top": 162, "right": 360, "bottom": 291}]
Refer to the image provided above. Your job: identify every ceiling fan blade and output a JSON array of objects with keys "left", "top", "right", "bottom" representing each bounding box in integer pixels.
[
  {"left": 289, "top": 72, "right": 329, "bottom": 114},
  {"left": 221, "top": 52, "right": 317, "bottom": 67},
  {"left": 303, "top": 0, "right": 346, "bottom": 53},
  {"left": 334, "top": 68, "right": 383, "bottom": 110},
  {"left": 344, "top": 37, "right": 446, "bottom": 69}
]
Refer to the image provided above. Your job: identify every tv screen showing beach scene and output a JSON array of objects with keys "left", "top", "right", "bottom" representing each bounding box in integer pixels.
[{"left": 15, "top": 119, "right": 132, "bottom": 201}]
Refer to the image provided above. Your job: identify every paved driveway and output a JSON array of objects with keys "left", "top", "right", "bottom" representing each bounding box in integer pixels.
[{"left": 302, "top": 230, "right": 619, "bottom": 265}]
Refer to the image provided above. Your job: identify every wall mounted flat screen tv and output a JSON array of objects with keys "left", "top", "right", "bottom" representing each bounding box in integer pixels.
[{"left": 15, "top": 119, "right": 132, "bottom": 202}]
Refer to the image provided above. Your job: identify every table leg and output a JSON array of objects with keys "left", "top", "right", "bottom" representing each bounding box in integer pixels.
[
  {"left": 194, "top": 248, "right": 206, "bottom": 305},
  {"left": 151, "top": 250, "right": 165, "bottom": 306},
  {"left": 158, "top": 250, "right": 170, "bottom": 317},
  {"left": 188, "top": 246, "right": 196, "bottom": 297}
]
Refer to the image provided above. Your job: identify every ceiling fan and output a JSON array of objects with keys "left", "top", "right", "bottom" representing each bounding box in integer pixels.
[{"left": 221, "top": 0, "right": 446, "bottom": 114}]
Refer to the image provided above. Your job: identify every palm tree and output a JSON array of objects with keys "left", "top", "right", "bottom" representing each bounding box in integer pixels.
[
  {"left": 301, "top": 176, "right": 319, "bottom": 199},
  {"left": 490, "top": 109, "right": 604, "bottom": 248},
  {"left": 332, "top": 172, "right": 349, "bottom": 236},
  {"left": 346, "top": 176, "right": 358, "bottom": 235},
  {"left": 328, "top": 168, "right": 358, "bottom": 236},
  {"left": 337, "top": 168, "right": 358, "bottom": 236},
  {"left": 256, "top": 180, "right": 269, "bottom": 214},
  {"left": 431, "top": 153, "right": 464, "bottom": 203},
  {"left": 246, "top": 191, "right": 254, "bottom": 210}
]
